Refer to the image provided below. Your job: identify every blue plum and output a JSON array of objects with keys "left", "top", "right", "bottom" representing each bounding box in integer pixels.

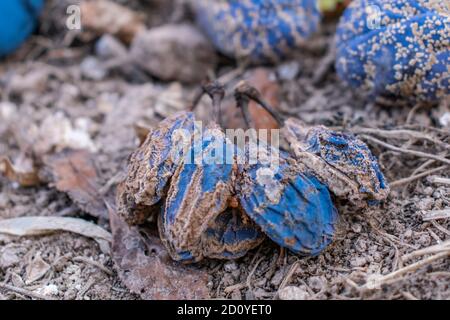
[
  {"left": 336, "top": 0, "right": 449, "bottom": 102},
  {"left": 118, "top": 112, "right": 196, "bottom": 225},
  {"left": 159, "top": 124, "right": 264, "bottom": 262},
  {"left": 192, "top": 0, "right": 321, "bottom": 63},
  {"left": 282, "top": 118, "right": 389, "bottom": 206},
  {"left": 0, "top": 0, "right": 44, "bottom": 57},
  {"left": 237, "top": 143, "right": 338, "bottom": 256}
]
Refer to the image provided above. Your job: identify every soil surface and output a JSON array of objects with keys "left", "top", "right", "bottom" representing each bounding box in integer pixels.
[{"left": 0, "top": 0, "right": 449, "bottom": 300}]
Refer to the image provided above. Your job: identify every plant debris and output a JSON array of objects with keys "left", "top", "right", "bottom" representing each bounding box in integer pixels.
[
  {"left": 130, "top": 24, "right": 217, "bottom": 83},
  {"left": 44, "top": 149, "right": 108, "bottom": 219},
  {"left": 80, "top": 0, "right": 145, "bottom": 44},
  {"left": 0, "top": 156, "right": 41, "bottom": 187},
  {"left": 109, "top": 205, "right": 210, "bottom": 299},
  {"left": 0, "top": 216, "right": 112, "bottom": 254}
]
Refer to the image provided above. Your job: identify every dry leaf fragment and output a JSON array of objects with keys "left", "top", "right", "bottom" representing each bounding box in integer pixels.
[
  {"left": 25, "top": 253, "right": 51, "bottom": 285},
  {"left": 0, "top": 156, "right": 41, "bottom": 187},
  {"left": 247, "top": 68, "right": 280, "bottom": 131},
  {"left": 81, "top": 0, "right": 145, "bottom": 44},
  {"left": 44, "top": 149, "right": 108, "bottom": 219},
  {"left": 0, "top": 216, "right": 112, "bottom": 254},
  {"left": 109, "top": 205, "right": 210, "bottom": 300}
]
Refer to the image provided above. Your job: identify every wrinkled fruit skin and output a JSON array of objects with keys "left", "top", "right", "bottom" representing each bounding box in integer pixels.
[
  {"left": 193, "top": 0, "right": 321, "bottom": 63},
  {"left": 283, "top": 118, "right": 389, "bottom": 207},
  {"left": 0, "top": 0, "right": 44, "bottom": 57},
  {"left": 158, "top": 124, "right": 264, "bottom": 262},
  {"left": 118, "top": 112, "right": 195, "bottom": 225},
  {"left": 202, "top": 208, "right": 264, "bottom": 260},
  {"left": 237, "top": 145, "right": 338, "bottom": 256},
  {"left": 119, "top": 115, "right": 388, "bottom": 262},
  {"left": 336, "top": 0, "right": 450, "bottom": 102}
]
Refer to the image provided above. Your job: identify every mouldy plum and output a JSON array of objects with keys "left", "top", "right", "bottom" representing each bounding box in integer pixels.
[
  {"left": 117, "top": 112, "right": 195, "bottom": 225},
  {"left": 192, "top": 0, "right": 321, "bottom": 63},
  {"left": 335, "top": 0, "right": 450, "bottom": 102},
  {"left": 0, "top": 0, "right": 44, "bottom": 57},
  {"left": 118, "top": 81, "right": 390, "bottom": 263},
  {"left": 236, "top": 144, "right": 338, "bottom": 256},
  {"left": 282, "top": 118, "right": 389, "bottom": 206},
  {"left": 159, "top": 124, "right": 264, "bottom": 262}
]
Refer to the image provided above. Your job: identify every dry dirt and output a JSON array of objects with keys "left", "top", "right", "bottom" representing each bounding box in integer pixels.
[{"left": 0, "top": 0, "right": 449, "bottom": 300}]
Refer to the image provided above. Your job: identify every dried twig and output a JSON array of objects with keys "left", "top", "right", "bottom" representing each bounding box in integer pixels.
[
  {"left": 363, "top": 252, "right": 449, "bottom": 289},
  {"left": 406, "top": 103, "right": 425, "bottom": 125},
  {"left": 361, "top": 135, "right": 450, "bottom": 166},
  {"left": 278, "top": 260, "right": 300, "bottom": 291},
  {"left": 350, "top": 128, "right": 450, "bottom": 150},
  {"left": 0, "top": 283, "right": 56, "bottom": 300},
  {"left": 246, "top": 256, "right": 265, "bottom": 290},
  {"left": 402, "top": 241, "right": 450, "bottom": 261},
  {"left": 223, "top": 283, "right": 246, "bottom": 294},
  {"left": 390, "top": 165, "right": 448, "bottom": 187},
  {"left": 401, "top": 291, "right": 419, "bottom": 300},
  {"left": 411, "top": 159, "right": 436, "bottom": 176},
  {"left": 72, "top": 256, "right": 114, "bottom": 276},
  {"left": 430, "top": 220, "right": 450, "bottom": 237},
  {"left": 422, "top": 209, "right": 450, "bottom": 221},
  {"left": 428, "top": 176, "right": 450, "bottom": 186},
  {"left": 312, "top": 47, "right": 336, "bottom": 85}
]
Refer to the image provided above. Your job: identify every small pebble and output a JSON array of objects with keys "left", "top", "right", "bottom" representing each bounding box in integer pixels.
[
  {"left": 423, "top": 187, "right": 434, "bottom": 196},
  {"left": 130, "top": 24, "right": 217, "bottom": 83},
  {"left": 95, "top": 34, "right": 127, "bottom": 59},
  {"left": 224, "top": 261, "right": 238, "bottom": 273},
  {"left": 80, "top": 56, "right": 107, "bottom": 81},
  {"left": 307, "top": 276, "right": 326, "bottom": 291},
  {"left": 350, "top": 256, "right": 367, "bottom": 268},
  {"left": 277, "top": 61, "right": 300, "bottom": 81},
  {"left": 432, "top": 191, "right": 443, "bottom": 199},
  {"left": 439, "top": 112, "right": 450, "bottom": 127},
  {"left": 351, "top": 223, "right": 362, "bottom": 233},
  {"left": 36, "top": 284, "right": 59, "bottom": 297}
]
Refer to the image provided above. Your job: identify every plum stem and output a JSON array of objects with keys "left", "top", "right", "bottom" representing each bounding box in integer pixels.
[
  {"left": 234, "top": 81, "right": 284, "bottom": 126},
  {"left": 203, "top": 81, "right": 225, "bottom": 126}
]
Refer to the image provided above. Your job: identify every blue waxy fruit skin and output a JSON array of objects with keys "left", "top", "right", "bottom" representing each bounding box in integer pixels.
[
  {"left": 130, "top": 112, "right": 195, "bottom": 206},
  {"left": 306, "top": 127, "right": 388, "bottom": 200},
  {"left": 237, "top": 149, "right": 338, "bottom": 256},
  {"left": 0, "top": 0, "right": 44, "bottom": 57},
  {"left": 336, "top": 0, "right": 450, "bottom": 102},
  {"left": 122, "top": 113, "right": 388, "bottom": 261},
  {"left": 118, "top": 112, "right": 196, "bottom": 225},
  {"left": 160, "top": 126, "right": 264, "bottom": 262},
  {"left": 193, "top": 0, "right": 321, "bottom": 63},
  {"left": 202, "top": 208, "right": 265, "bottom": 260},
  {"left": 282, "top": 118, "right": 389, "bottom": 206}
]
